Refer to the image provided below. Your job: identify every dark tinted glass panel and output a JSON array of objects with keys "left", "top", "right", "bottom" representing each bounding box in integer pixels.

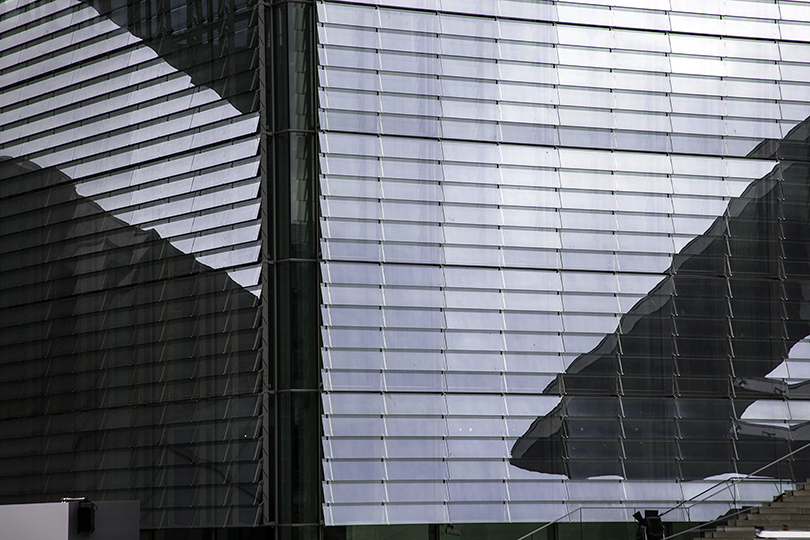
[{"left": 0, "top": 158, "right": 264, "bottom": 527}]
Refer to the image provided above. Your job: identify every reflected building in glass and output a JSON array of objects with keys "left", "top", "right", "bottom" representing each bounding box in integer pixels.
[
  {"left": 6, "top": 0, "right": 810, "bottom": 538},
  {"left": 0, "top": 0, "right": 320, "bottom": 536},
  {"left": 317, "top": 0, "right": 810, "bottom": 530}
]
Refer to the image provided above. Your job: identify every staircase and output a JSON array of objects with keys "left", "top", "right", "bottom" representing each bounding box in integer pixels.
[{"left": 700, "top": 482, "right": 810, "bottom": 539}]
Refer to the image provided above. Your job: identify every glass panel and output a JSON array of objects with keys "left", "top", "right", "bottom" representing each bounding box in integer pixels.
[{"left": 276, "top": 133, "right": 317, "bottom": 259}]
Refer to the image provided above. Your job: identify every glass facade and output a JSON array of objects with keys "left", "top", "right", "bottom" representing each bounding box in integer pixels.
[
  {"left": 318, "top": 0, "right": 810, "bottom": 528},
  {"left": 7, "top": 0, "right": 810, "bottom": 536},
  {"left": 0, "top": 0, "right": 268, "bottom": 529},
  {"left": 1, "top": 0, "right": 323, "bottom": 534}
]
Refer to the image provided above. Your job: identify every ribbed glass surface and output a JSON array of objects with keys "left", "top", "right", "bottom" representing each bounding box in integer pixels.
[
  {"left": 318, "top": 0, "right": 810, "bottom": 526},
  {"left": 0, "top": 0, "right": 263, "bottom": 528}
]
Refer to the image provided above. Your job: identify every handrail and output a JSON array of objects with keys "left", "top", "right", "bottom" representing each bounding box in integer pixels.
[
  {"left": 515, "top": 506, "right": 614, "bottom": 540},
  {"left": 513, "top": 440, "right": 810, "bottom": 540},
  {"left": 661, "top": 440, "right": 810, "bottom": 518},
  {"left": 660, "top": 505, "right": 753, "bottom": 540}
]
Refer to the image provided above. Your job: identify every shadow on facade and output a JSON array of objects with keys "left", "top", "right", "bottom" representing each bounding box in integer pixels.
[{"left": 0, "top": 156, "right": 263, "bottom": 527}]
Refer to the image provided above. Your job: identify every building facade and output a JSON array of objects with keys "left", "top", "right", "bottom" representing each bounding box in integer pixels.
[
  {"left": 0, "top": 0, "right": 321, "bottom": 536},
  {"left": 4, "top": 0, "right": 810, "bottom": 538},
  {"left": 318, "top": 0, "right": 810, "bottom": 530}
]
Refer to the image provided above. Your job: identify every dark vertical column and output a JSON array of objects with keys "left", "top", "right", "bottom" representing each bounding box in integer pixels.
[
  {"left": 258, "top": 0, "right": 275, "bottom": 530},
  {"left": 269, "top": 1, "right": 322, "bottom": 538}
]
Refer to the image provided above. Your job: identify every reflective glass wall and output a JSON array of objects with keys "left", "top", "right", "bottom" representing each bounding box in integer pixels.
[
  {"left": 0, "top": 0, "right": 265, "bottom": 528},
  {"left": 318, "top": 0, "right": 810, "bottom": 526},
  {"left": 269, "top": 1, "right": 323, "bottom": 539}
]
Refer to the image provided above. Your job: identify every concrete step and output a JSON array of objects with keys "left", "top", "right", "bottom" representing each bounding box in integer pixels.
[
  {"left": 719, "top": 526, "right": 758, "bottom": 533},
  {"left": 730, "top": 520, "right": 762, "bottom": 527},
  {"left": 700, "top": 484, "right": 810, "bottom": 540},
  {"left": 702, "top": 525, "right": 755, "bottom": 537},
  {"left": 759, "top": 501, "right": 810, "bottom": 508},
  {"left": 753, "top": 505, "right": 810, "bottom": 514},
  {"left": 705, "top": 531, "right": 757, "bottom": 540},
  {"left": 738, "top": 516, "right": 810, "bottom": 526},
  {"left": 732, "top": 517, "right": 810, "bottom": 530},
  {"left": 774, "top": 491, "right": 810, "bottom": 501}
]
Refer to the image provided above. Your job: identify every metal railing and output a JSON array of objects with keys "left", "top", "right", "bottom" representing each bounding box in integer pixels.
[{"left": 514, "top": 440, "right": 810, "bottom": 540}]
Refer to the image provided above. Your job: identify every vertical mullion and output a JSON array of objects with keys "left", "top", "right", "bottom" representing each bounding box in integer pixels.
[
  {"left": 258, "top": 0, "right": 275, "bottom": 528},
  {"left": 271, "top": 1, "right": 320, "bottom": 537}
]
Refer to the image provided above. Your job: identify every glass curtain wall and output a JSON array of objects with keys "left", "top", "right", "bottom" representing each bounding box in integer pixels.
[
  {"left": 269, "top": 0, "right": 322, "bottom": 539},
  {"left": 0, "top": 0, "right": 267, "bottom": 529},
  {"left": 317, "top": 0, "right": 810, "bottom": 527}
]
